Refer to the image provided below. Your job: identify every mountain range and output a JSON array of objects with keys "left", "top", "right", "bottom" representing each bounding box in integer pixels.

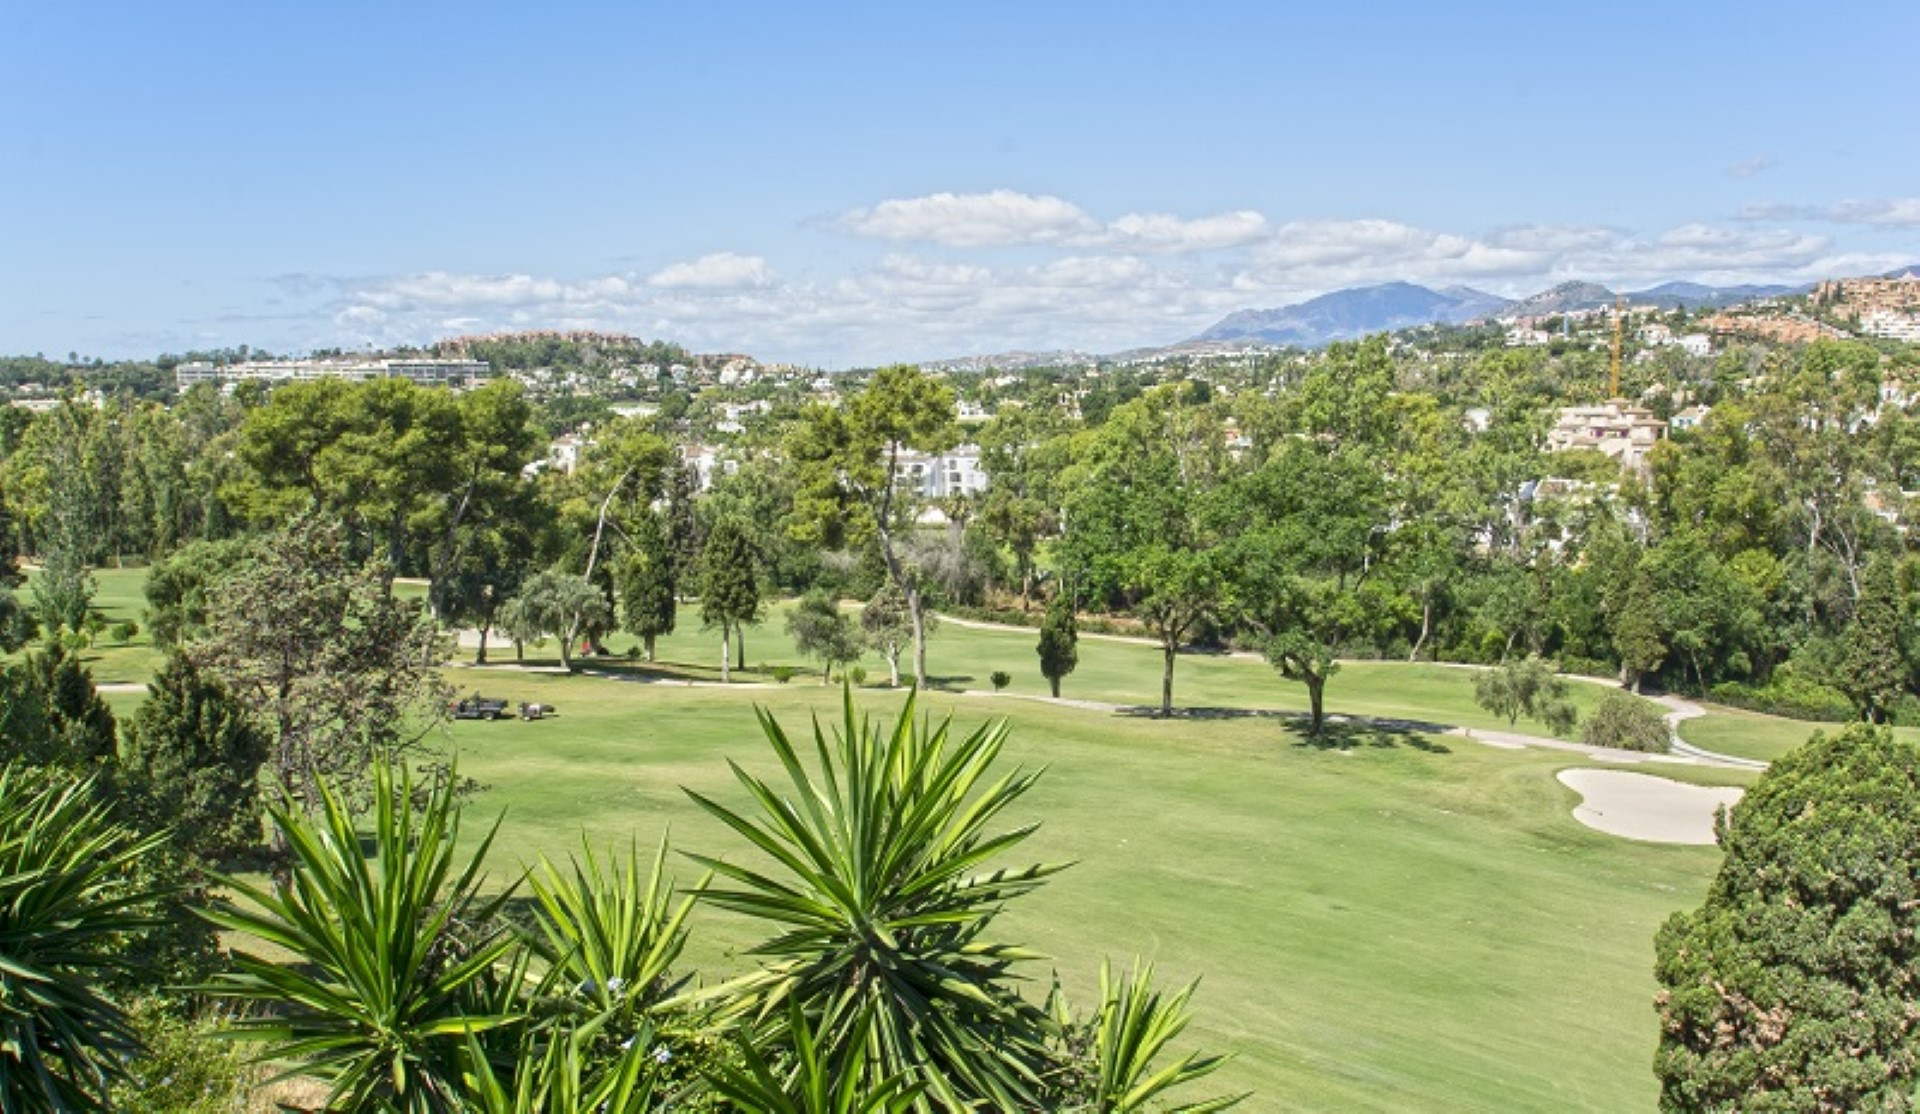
[{"left": 1191, "top": 278, "right": 1805, "bottom": 347}]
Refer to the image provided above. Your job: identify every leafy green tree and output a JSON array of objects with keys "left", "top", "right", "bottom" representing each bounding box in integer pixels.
[
  {"left": 28, "top": 543, "right": 93, "bottom": 641},
  {"left": 1655, "top": 725, "right": 1920, "bottom": 1110},
  {"left": 1062, "top": 384, "right": 1231, "bottom": 716},
  {"left": 0, "top": 483, "right": 33, "bottom": 652},
  {"left": 1473, "top": 656, "right": 1578, "bottom": 734},
  {"left": 1231, "top": 444, "right": 1403, "bottom": 734},
  {"left": 120, "top": 653, "right": 270, "bottom": 863},
  {"left": 503, "top": 569, "right": 614, "bottom": 672},
  {"left": 1036, "top": 589, "right": 1079, "bottom": 698},
  {"left": 698, "top": 518, "right": 762, "bottom": 684},
  {"left": 861, "top": 584, "right": 917, "bottom": 687},
  {"left": 204, "top": 763, "right": 523, "bottom": 1113},
  {"left": 789, "top": 365, "right": 955, "bottom": 684},
  {"left": 143, "top": 537, "right": 249, "bottom": 648},
  {"left": 1578, "top": 691, "right": 1670, "bottom": 753},
  {"left": 1835, "top": 555, "right": 1911, "bottom": 723},
  {"left": 615, "top": 510, "right": 676, "bottom": 662},
  {"left": 786, "top": 591, "right": 863, "bottom": 684},
  {"left": 1610, "top": 571, "right": 1666, "bottom": 694},
  {"left": 0, "top": 765, "right": 169, "bottom": 1110},
  {"left": 188, "top": 513, "right": 449, "bottom": 828}
]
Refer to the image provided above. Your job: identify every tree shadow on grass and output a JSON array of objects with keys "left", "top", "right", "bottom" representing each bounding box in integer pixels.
[{"left": 1113, "top": 706, "right": 1452, "bottom": 753}]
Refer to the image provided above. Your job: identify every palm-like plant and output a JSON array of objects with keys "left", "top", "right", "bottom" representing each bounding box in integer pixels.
[
  {"left": 1061, "top": 959, "right": 1245, "bottom": 1113},
  {"left": 522, "top": 836, "right": 695, "bottom": 1028},
  {"left": 0, "top": 766, "right": 165, "bottom": 1111},
  {"left": 685, "top": 688, "right": 1067, "bottom": 1109},
  {"left": 706, "top": 999, "right": 924, "bottom": 1113},
  {"left": 202, "top": 763, "right": 523, "bottom": 1113}
]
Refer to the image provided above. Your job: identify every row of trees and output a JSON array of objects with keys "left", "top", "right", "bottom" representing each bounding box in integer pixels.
[{"left": 6, "top": 336, "right": 1920, "bottom": 727}]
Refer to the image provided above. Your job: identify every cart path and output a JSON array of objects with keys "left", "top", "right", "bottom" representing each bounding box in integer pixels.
[{"left": 935, "top": 614, "right": 1769, "bottom": 770}]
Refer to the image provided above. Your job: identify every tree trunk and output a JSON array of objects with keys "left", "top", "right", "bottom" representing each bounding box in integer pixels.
[
  {"left": 735, "top": 624, "right": 745, "bottom": 672},
  {"left": 720, "top": 626, "right": 732, "bottom": 684},
  {"left": 909, "top": 587, "right": 928, "bottom": 687},
  {"left": 1048, "top": 675, "right": 1060, "bottom": 698},
  {"left": 644, "top": 633, "right": 656, "bottom": 662},
  {"left": 475, "top": 624, "right": 489, "bottom": 665},
  {"left": 886, "top": 644, "right": 901, "bottom": 687},
  {"left": 513, "top": 638, "right": 523, "bottom": 663},
  {"left": 558, "top": 637, "right": 573, "bottom": 673},
  {"left": 821, "top": 661, "right": 832, "bottom": 685},
  {"left": 1160, "top": 638, "right": 1176, "bottom": 717},
  {"left": 1306, "top": 673, "right": 1326, "bottom": 735},
  {"left": 1408, "top": 591, "right": 1433, "bottom": 662}
]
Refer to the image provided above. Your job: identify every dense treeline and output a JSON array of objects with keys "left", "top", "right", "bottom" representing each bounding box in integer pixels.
[{"left": 4, "top": 336, "right": 1920, "bottom": 724}]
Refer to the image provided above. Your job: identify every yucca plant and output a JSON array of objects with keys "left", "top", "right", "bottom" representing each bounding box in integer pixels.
[
  {"left": 1054, "top": 959, "right": 1245, "bottom": 1113},
  {"left": 201, "top": 762, "right": 524, "bottom": 1113},
  {"left": 522, "top": 836, "right": 695, "bottom": 1028},
  {"left": 685, "top": 687, "right": 1067, "bottom": 1109},
  {"left": 0, "top": 765, "right": 166, "bottom": 1111},
  {"left": 463, "top": 1014, "right": 664, "bottom": 1114},
  {"left": 705, "top": 999, "right": 924, "bottom": 1113}
]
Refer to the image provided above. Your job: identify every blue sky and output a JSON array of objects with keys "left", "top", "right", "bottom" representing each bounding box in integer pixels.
[{"left": 4, "top": 1, "right": 1917, "bottom": 366}]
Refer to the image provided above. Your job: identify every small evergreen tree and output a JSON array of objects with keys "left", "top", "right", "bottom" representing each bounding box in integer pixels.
[
  {"left": 1655, "top": 725, "right": 1920, "bottom": 1109},
  {"left": 1036, "top": 590, "right": 1079, "bottom": 698},
  {"left": 1610, "top": 573, "right": 1665, "bottom": 694},
  {"left": 1836, "top": 555, "right": 1909, "bottom": 724},
  {"left": 786, "top": 591, "right": 863, "bottom": 684},
  {"left": 0, "top": 484, "right": 34, "bottom": 653},
  {"left": 617, "top": 512, "right": 676, "bottom": 663},
  {"left": 1578, "top": 691, "right": 1670, "bottom": 753},
  {"left": 1, "top": 644, "right": 117, "bottom": 770},
  {"left": 121, "top": 654, "right": 270, "bottom": 864},
  {"left": 698, "top": 519, "right": 762, "bottom": 684}
]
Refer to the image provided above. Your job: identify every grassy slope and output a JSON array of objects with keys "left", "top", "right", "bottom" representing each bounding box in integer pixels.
[
  {"left": 446, "top": 680, "right": 1723, "bottom": 1111},
  {"left": 21, "top": 567, "right": 1850, "bottom": 1108}
]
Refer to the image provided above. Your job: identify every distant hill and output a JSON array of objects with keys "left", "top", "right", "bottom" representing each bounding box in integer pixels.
[
  {"left": 1192, "top": 282, "right": 1510, "bottom": 346},
  {"left": 1501, "top": 281, "right": 1617, "bottom": 317},
  {"left": 1628, "top": 281, "right": 1799, "bottom": 309}
]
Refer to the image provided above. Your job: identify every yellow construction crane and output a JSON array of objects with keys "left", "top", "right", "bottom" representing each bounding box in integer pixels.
[{"left": 1609, "top": 293, "right": 1624, "bottom": 399}]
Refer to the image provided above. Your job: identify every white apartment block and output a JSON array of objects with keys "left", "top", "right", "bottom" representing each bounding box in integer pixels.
[
  {"left": 176, "top": 357, "right": 489, "bottom": 390},
  {"left": 1861, "top": 311, "right": 1920, "bottom": 343},
  {"left": 893, "top": 444, "right": 989, "bottom": 500}
]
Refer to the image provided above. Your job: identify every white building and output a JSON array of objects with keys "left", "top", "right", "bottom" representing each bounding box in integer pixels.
[
  {"left": 1676, "top": 333, "right": 1713, "bottom": 357},
  {"left": 893, "top": 443, "right": 988, "bottom": 500},
  {"left": 178, "top": 357, "right": 489, "bottom": 390},
  {"left": 1669, "top": 405, "right": 1711, "bottom": 432},
  {"left": 1547, "top": 401, "right": 1667, "bottom": 470},
  {"left": 1862, "top": 310, "right": 1920, "bottom": 343},
  {"left": 1506, "top": 327, "right": 1551, "bottom": 348}
]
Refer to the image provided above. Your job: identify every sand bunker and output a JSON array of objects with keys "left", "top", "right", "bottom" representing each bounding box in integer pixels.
[{"left": 1556, "top": 769, "right": 1744, "bottom": 845}]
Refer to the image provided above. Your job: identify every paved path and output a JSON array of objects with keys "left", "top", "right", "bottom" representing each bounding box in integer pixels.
[{"left": 936, "top": 614, "right": 1770, "bottom": 769}]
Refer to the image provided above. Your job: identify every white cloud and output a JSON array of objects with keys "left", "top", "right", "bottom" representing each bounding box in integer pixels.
[
  {"left": 832, "top": 190, "right": 1100, "bottom": 247},
  {"left": 1737, "top": 198, "right": 1920, "bottom": 227},
  {"left": 1727, "top": 156, "right": 1774, "bottom": 179},
  {"left": 294, "top": 193, "right": 1902, "bottom": 366},
  {"left": 1105, "top": 210, "right": 1269, "bottom": 252},
  {"left": 647, "top": 252, "right": 776, "bottom": 289}
]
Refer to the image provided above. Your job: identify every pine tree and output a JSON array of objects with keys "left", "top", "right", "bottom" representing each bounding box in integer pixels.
[
  {"left": 1837, "top": 556, "right": 1910, "bottom": 724},
  {"left": 122, "top": 654, "right": 270, "bottom": 864},
  {"left": 0, "top": 484, "right": 34, "bottom": 652},
  {"left": 618, "top": 511, "right": 676, "bottom": 662},
  {"left": 1036, "top": 590, "right": 1079, "bottom": 698},
  {"left": 698, "top": 519, "right": 761, "bottom": 684}
]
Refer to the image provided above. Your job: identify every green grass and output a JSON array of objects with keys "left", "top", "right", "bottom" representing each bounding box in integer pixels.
[
  {"left": 1679, "top": 705, "right": 1920, "bottom": 764},
  {"left": 436, "top": 678, "right": 1731, "bottom": 1111},
  {"left": 26, "top": 568, "right": 1817, "bottom": 1107}
]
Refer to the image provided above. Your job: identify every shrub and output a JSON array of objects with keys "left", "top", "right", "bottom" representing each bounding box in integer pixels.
[
  {"left": 0, "top": 766, "right": 169, "bottom": 1109},
  {"left": 108, "top": 620, "right": 138, "bottom": 645},
  {"left": 1708, "top": 677, "right": 1854, "bottom": 723},
  {"left": 990, "top": 670, "right": 1012, "bottom": 692},
  {"left": 770, "top": 665, "right": 796, "bottom": 684},
  {"left": 1655, "top": 725, "right": 1920, "bottom": 1109},
  {"left": 1578, "top": 691, "right": 1670, "bottom": 752},
  {"left": 111, "top": 1003, "right": 251, "bottom": 1113},
  {"left": 849, "top": 665, "right": 868, "bottom": 686}
]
